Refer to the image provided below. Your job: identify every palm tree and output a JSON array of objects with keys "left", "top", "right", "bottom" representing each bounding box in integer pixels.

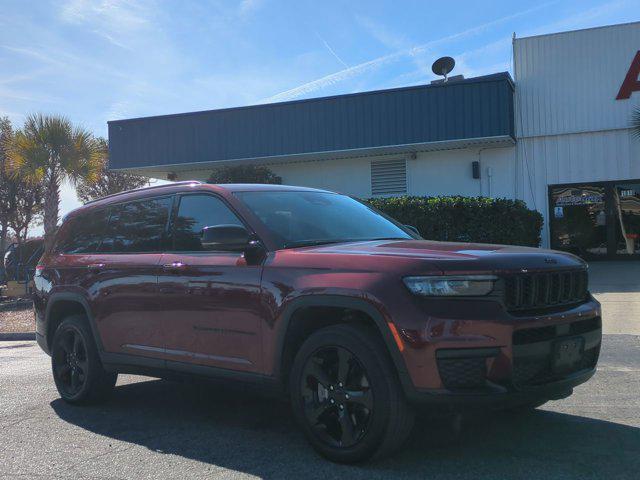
[
  {"left": 4, "top": 114, "right": 102, "bottom": 250},
  {"left": 633, "top": 107, "right": 640, "bottom": 138}
]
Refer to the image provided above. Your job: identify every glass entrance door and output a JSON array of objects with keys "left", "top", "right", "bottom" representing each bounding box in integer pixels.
[
  {"left": 550, "top": 185, "right": 607, "bottom": 258},
  {"left": 613, "top": 183, "right": 640, "bottom": 255},
  {"left": 549, "top": 180, "right": 640, "bottom": 260}
]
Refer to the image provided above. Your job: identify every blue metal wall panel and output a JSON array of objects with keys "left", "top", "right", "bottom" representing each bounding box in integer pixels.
[{"left": 108, "top": 72, "right": 514, "bottom": 170}]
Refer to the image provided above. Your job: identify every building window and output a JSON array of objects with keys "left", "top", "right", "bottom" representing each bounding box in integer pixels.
[{"left": 371, "top": 159, "right": 407, "bottom": 196}]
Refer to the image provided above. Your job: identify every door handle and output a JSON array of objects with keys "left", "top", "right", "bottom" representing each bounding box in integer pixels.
[
  {"left": 87, "top": 263, "right": 105, "bottom": 274},
  {"left": 162, "top": 261, "right": 187, "bottom": 273}
]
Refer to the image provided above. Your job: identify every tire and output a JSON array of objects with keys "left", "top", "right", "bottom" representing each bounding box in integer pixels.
[
  {"left": 51, "top": 314, "right": 117, "bottom": 404},
  {"left": 289, "top": 324, "right": 415, "bottom": 463}
]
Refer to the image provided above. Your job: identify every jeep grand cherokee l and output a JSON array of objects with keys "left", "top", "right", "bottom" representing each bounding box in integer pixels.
[{"left": 34, "top": 181, "right": 602, "bottom": 463}]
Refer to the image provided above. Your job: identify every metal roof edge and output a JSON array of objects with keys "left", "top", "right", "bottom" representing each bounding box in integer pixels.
[
  {"left": 109, "top": 135, "right": 516, "bottom": 174},
  {"left": 107, "top": 72, "right": 514, "bottom": 126}
]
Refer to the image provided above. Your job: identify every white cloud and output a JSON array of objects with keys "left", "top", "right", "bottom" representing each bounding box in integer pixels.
[
  {"left": 238, "top": 0, "right": 264, "bottom": 17},
  {"left": 356, "top": 15, "right": 409, "bottom": 50},
  {"left": 60, "top": 0, "right": 153, "bottom": 49},
  {"left": 517, "top": 0, "right": 633, "bottom": 38}
]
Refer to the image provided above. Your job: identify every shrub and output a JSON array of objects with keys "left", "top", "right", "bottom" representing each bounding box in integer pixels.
[
  {"left": 207, "top": 165, "right": 281, "bottom": 184},
  {"left": 367, "top": 196, "right": 543, "bottom": 247}
]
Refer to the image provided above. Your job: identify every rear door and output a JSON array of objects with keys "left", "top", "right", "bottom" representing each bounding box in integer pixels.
[
  {"left": 158, "top": 193, "right": 265, "bottom": 373},
  {"left": 91, "top": 196, "right": 172, "bottom": 360}
]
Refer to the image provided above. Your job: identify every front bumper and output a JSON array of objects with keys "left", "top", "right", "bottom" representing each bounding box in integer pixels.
[
  {"left": 397, "top": 297, "right": 602, "bottom": 407},
  {"left": 406, "top": 366, "right": 596, "bottom": 409}
]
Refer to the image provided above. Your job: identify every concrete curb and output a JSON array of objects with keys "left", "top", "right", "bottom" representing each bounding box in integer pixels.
[{"left": 0, "top": 332, "right": 35, "bottom": 341}]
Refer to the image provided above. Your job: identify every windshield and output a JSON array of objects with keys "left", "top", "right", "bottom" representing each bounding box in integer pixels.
[{"left": 235, "top": 191, "right": 414, "bottom": 249}]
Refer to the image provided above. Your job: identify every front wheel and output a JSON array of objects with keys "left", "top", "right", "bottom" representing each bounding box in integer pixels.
[
  {"left": 51, "top": 315, "right": 117, "bottom": 404},
  {"left": 289, "top": 324, "right": 415, "bottom": 463}
]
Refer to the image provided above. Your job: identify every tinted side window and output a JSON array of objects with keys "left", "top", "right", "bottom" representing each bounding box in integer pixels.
[
  {"left": 56, "top": 209, "right": 111, "bottom": 254},
  {"left": 173, "top": 195, "right": 243, "bottom": 251},
  {"left": 102, "top": 197, "right": 172, "bottom": 253}
]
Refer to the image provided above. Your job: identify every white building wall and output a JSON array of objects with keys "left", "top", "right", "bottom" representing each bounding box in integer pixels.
[
  {"left": 514, "top": 22, "right": 640, "bottom": 137},
  {"left": 514, "top": 22, "right": 640, "bottom": 247},
  {"left": 266, "top": 145, "right": 516, "bottom": 199}
]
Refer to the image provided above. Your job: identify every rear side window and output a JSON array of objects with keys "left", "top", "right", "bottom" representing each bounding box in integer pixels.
[
  {"left": 56, "top": 209, "right": 111, "bottom": 254},
  {"left": 173, "top": 194, "right": 243, "bottom": 251},
  {"left": 102, "top": 197, "right": 172, "bottom": 253}
]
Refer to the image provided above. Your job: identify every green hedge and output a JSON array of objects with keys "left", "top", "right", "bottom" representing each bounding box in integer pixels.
[{"left": 367, "top": 196, "right": 544, "bottom": 247}]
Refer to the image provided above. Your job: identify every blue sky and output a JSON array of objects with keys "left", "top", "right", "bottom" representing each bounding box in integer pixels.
[{"left": 1, "top": 0, "right": 640, "bottom": 229}]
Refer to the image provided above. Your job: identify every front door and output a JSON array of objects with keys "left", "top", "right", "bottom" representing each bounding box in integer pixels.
[{"left": 158, "top": 193, "right": 265, "bottom": 373}]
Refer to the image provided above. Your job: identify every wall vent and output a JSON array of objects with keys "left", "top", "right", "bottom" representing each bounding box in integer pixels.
[{"left": 371, "top": 159, "right": 407, "bottom": 195}]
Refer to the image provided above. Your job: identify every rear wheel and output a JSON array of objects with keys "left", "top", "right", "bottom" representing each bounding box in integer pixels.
[
  {"left": 51, "top": 315, "right": 117, "bottom": 404},
  {"left": 289, "top": 324, "right": 414, "bottom": 463}
]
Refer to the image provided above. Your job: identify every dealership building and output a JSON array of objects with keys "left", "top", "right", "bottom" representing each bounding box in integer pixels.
[{"left": 109, "top": 22, "right": 640, "bottom": 259}]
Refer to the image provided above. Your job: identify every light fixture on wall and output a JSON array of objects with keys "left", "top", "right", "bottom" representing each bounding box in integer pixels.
[{"left": 472, "top": 161, "right": 481, "bottom": 179}]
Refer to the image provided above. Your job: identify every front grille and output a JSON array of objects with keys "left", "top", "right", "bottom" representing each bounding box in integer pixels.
[
  {"left": 437, "top": 357, "right": 487, "bottom": 389},
  {"left": 504, "top": 269, "right": 588, "bottom": 312},
  {"left": 513, "top": 318, "right": 602, "bottom": 345}
]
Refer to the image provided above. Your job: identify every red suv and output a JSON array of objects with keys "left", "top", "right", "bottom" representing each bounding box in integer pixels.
[{"left": 34, "top": 181, "right": 602, "bottom": 463}]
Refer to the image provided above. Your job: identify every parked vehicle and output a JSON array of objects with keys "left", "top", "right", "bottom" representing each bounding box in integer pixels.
[
  {"left": 4, "top": 238, "right": 44, "bottom": 282},
  {"left": 34, "top": 182, "right": 602, "bottom": 463}
]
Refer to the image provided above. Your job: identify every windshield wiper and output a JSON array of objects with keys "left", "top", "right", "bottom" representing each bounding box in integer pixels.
[
  {"left": 367, "top": 237, "right": 411, "bottom": 241},
  {"left": 283, "top": 239, "right": 346, "bottom": 249}
]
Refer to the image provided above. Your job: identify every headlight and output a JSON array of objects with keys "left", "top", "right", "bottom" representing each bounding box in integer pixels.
[{"left": 403, "top": 275, "right": 497, "bottom": 297}]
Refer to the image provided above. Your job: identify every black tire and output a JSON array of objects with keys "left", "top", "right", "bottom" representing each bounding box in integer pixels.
[
  {"left": 289, "top": 324, "right": 415, "bottom": 463},
  {"left": 51, "top": 314, "right": 117, "bottom": 404}
]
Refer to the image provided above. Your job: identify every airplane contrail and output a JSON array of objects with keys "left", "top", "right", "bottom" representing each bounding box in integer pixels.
[
  {"left": 262, "top": 1, "right": 556, "bottom": 103},
  {"left": 317, "top": 32, "right": 349, "bottom": 69}
]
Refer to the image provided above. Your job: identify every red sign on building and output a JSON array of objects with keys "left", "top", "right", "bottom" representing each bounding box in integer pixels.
[{"left": 616, "top": 50, "right": 640, "bottom": 100}]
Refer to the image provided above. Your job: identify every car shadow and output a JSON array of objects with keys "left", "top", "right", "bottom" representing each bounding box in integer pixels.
[{"left": 50, "top": 378, "right": 640, "bottom": 479}]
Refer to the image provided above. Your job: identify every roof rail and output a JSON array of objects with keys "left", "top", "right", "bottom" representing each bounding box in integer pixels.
[{"left": 84, "top": 180, "right": 203, "bottom": 206}]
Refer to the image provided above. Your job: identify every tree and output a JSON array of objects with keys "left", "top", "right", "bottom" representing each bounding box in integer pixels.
[
  {"left": 8, "top": 181, "right": 44, "bottom": 244},
  {"left": 206, "top": 164, "right": 281, "bottom": 184},
  {"left": 633, "top": 107, "right": 640, "bottom": 138},
  {"left": 76, "top": 138, "right": 149, "bottom": 204},
  {"left": 4, "top": 114, "right": 102, "bottom": 250},
  {"left": 0, "top": 116, "right": 13, "bottom": 253},
  {"left": 0, "top": 117, "right": 45, "bottom": 251}
]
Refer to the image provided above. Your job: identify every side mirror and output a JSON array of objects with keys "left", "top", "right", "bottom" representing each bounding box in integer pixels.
[
  {"left": 404, "top": 225, "right": 420, "bottom": 237},
  {"left": 201, "top": 225, "right": 250, "bottom": 251}
]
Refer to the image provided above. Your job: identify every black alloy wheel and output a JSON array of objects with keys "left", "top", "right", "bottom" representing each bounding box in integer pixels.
[
  {"left": 300, "top": 346, "right": 373, "bottom": 448},
  {"left": 290, "top": 324, "right": 415, "bottom": 463},
  {"left": 51, "top": 315, "right": 117, "bottom": 404},
  {"left": 53, "top": 326, "right": 89, "bottom": 397}
]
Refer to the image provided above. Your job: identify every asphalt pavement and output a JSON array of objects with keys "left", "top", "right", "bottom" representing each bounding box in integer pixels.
[{"left": 1, "top": 333, "right": 639, "bottom": 480}]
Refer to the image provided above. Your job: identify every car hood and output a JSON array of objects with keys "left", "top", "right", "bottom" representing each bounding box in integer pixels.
[{"left": 294, "top": 239, "right": 586, "bottom": 274}]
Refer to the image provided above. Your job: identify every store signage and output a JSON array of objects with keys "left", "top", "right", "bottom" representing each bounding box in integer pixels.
[
  {"left": 616, "top": 50, "right": 640, "bottom": 100},
  {"left": 556, "top": 194, "right": 604, "bottom": 206}
]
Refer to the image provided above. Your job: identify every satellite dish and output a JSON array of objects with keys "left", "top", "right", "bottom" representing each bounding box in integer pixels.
[{"left": 432, "top": 56, "right": 455, "bottom": 81}]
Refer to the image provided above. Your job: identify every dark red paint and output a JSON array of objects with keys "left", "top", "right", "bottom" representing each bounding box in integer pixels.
[{"left": 34, "top": 182, "right": 601, "bottom": 398}]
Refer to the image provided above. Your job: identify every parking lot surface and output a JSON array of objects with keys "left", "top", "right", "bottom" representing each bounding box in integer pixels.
[{"left": 1, "top": 334, "right": 639, "bottom": 480}]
